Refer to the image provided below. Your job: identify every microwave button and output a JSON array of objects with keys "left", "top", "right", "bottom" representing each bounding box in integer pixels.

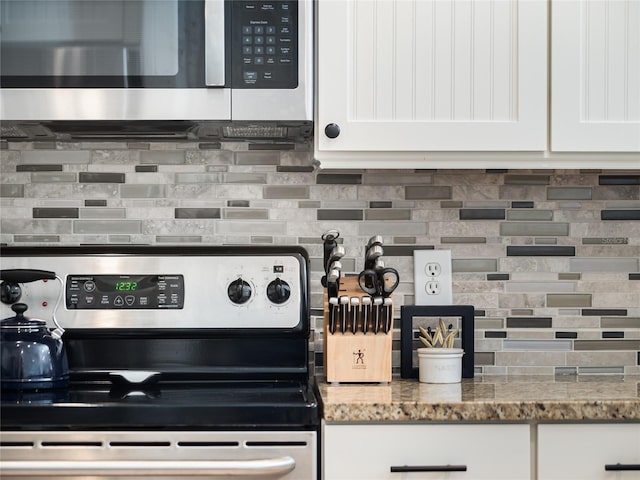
[
  {"left": 280, "top": 37, "right": 292, "bottom": 44},
  {"left": 254, "top": 26, "right": 264, "bottom": 35},
  {"left": 266, "top": 46, "right": 276, "bottom": 55},
  {"left": 266, "top": 57, "right": 275, "bottom": 65},
  {"left": 279, "top": 57, "right": 292, "bottom": 64},
  {"left": 254, "top": 46, "right": 265, "bottom": 55},
  {"left": 254, "top": 57, "right": 264, "bottom": 65},
  {"left": 266, "top": 26, "right": 276, "bottom": 35},
  {"left": 266, "top": 36, "right": 276, "bottom": 45},
  {"left": 244, "top": 71, "right": 258, "bottom": 82},
  {"left": 243, "top": 57, "right": 252, "bottom": 64},
  {"left": 254, "top": 36, "right": 264, "bottom": 45},
  {"left": 243, "top": 26, "right": 253, "bottom": 35},
  {"left": 279, "top": 26, "right": 291, "bottom": 35},
  {"left": 243, "top": 36, "right": 253, "bottom": 45},
  {"left": 279, "top": 46, "right": 291, "bottom": 55},
  {"left": 280, "top": 15, "right": 290, "bottom": 24},
  {"left": 281, "top": 2, "right": 290, "bottom": 10},
  {"left": 243, "top": 46, "right": 253, "bottom": 55}
]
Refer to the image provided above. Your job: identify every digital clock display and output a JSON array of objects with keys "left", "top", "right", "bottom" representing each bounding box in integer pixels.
[{"left": 115, "top": 281, "right": 138, "bottom": 291}]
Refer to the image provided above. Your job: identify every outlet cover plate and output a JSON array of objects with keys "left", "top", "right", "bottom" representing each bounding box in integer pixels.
[{"left": 414, "top": 250, "right": 453, "bottom": 305}]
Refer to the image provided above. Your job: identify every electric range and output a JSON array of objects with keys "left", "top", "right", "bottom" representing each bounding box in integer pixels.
[{"left": 0, "top": 246, "right": 319, "bottom": 479}]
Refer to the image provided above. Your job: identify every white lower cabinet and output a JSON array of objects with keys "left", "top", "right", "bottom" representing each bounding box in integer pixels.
[
  {"left": 538, "top": 424, "right": 640, "bottom": 480},
  {"left": 322, "top": 423, "right": 531, "bottom": 480}
]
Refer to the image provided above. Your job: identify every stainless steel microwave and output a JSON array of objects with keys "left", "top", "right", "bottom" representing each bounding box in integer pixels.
[{"left": 0, "top": 0, "right": 312, "bottom": 124}]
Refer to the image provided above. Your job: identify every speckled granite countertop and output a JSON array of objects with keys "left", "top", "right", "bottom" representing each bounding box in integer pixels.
[{"left": 318, "top": 376, "right": 640, "bottom": 422}]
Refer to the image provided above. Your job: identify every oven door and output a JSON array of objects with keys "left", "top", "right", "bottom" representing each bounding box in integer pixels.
[
  {"left": 0, "top": 431, "right": 317, "bottom": 480},
  {"left": 0, "top": 0, "right": 230, "bottom": 120}
]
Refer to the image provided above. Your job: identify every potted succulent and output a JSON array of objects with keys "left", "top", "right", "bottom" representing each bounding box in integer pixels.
[{"left": 417, "top": 319, "right": 464, "bottom": 383}]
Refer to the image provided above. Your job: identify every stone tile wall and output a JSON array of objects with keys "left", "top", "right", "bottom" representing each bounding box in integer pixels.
[{"left": 1, "top": 139, "right": 639, "bottom": 375}]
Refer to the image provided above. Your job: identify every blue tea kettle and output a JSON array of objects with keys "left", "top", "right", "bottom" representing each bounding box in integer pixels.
[{"left": 0, "top": 269, "right": 69, "bottom": 390}]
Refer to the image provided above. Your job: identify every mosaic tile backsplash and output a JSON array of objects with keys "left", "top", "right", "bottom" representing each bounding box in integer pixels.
[{"left": 1, "top": 139, "right": 639, "bottom": 375}]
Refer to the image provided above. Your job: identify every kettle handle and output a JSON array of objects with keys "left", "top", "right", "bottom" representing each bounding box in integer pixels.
[{"left": 0, "top": 269, "right": 57, "bottom": 283}]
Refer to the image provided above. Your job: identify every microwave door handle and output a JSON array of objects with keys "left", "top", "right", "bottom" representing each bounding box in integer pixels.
[{"left": 205, "top": 0, "right": 226, "bottom": 86}]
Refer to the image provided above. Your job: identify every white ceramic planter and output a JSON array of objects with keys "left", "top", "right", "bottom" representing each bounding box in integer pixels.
[{"left": 417, "top": 348, "right": 464, "bottom": 384}]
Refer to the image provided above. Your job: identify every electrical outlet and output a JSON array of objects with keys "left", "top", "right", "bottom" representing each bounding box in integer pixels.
[
  {"left": 426, "top": 263, "right": 441, "bottom": 277},
  {"left": 414, "top": 250, "right": 453, "bottom": 305},
  {"left": 426, "top": 281, "right": 440, "bottom": 295}
]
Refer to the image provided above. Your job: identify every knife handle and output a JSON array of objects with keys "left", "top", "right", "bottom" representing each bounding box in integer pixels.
[
  {"left": 361, "top": 297, "right": 372, "bottom": 334},
  {"left": 367, "top": 234, "right": 384, "bottom": 249},
  {"left": 350, "top": 297, "right": 360, "bottom": 334},
  {"left": 339, "top": 296, "right": 349, "bottom": 334},
  {"left": 328, "top": 297, "right": 339, "bottom": 334},
  {"left": 383, "top": 297, "right": 393, "bottom": 334},
  {"left": 322, "top": 230, "right": 340, "bottom": 274},
  {"left": 372, "top": 297, "right": 383, "bottom": 334}
]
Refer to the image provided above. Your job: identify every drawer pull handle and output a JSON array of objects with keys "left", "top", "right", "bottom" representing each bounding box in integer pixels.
[
  {"left": 390, "top": 465, "right": 467, "bottom": 473},
  {"left": 605, "top": 463, "right": 640, "bottom": 471}
]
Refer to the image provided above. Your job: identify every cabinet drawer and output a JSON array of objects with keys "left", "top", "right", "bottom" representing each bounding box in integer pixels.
[
  {"left": 538, "top": 423, "right": 640, "bottom": 480},
  {"left": 323, "top": 423, "right": 530, "bottom": 480}
]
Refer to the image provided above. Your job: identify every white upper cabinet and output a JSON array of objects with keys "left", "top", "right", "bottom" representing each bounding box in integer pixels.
[
  {"left": 316, "top": 0, "right": 548, "bottom": 166},
  {"left": 315, "top": 0, "right": 640, "bottom": 168},
  {"left": 552, "top": 0, "right": 640, "bottom": 152}
]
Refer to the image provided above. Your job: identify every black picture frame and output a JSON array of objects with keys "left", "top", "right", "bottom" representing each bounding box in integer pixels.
[{"left": 400, "top": 305, "right": 475, "bottom": 379}]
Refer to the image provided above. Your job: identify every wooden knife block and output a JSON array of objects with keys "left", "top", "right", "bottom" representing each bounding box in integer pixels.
[{"left": 323, "top": 276, "right": 393, "bottom": 384}]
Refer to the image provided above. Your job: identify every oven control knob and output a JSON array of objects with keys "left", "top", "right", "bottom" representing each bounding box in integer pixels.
[
  {"left": 228, "top": 278, "right": 252, "bottom": 304},
  {"left": 266, "top": 278, "right": 291, "bottom": 304},
  {"left": 1, "top": 282, "right": 22, "bottom": 304}
]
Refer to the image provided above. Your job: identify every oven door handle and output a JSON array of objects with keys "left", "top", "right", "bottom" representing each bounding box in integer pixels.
[
  {"left": 0, "top": 456, "right": 296, "bottom": 477},
  {"left": 204, "top": 0, "right": 226, "bottom": 86}
]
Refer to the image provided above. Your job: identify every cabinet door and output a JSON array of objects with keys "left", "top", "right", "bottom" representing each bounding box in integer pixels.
[
  {"left": 538, "top": 423, "right": 640, "bottom": 480},
  {"left": 323, "top": 423, "right": 530, "bottom": 480},
  {"left": 316, "top": 0, "right": 547, "bottom": 158},
  {"left": 552, "top": 0, "right": 640, "bottom": 152}
]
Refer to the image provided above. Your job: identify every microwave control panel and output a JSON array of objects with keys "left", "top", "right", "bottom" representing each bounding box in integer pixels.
[{"left": 231, "top": 1, "right": 298, "bottom": 89}]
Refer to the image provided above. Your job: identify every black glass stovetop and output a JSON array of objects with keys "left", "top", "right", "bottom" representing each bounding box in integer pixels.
[{"left": 0, "top": 378, "right": 320, "bottom": 430}]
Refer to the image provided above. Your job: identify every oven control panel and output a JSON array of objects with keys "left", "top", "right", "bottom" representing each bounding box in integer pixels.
[
  {"left": 0, "top": 250, "right": 306, "bottom": 330},
  {"left": 66, "top": 275, "right": 184, "bottom": 310}
]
